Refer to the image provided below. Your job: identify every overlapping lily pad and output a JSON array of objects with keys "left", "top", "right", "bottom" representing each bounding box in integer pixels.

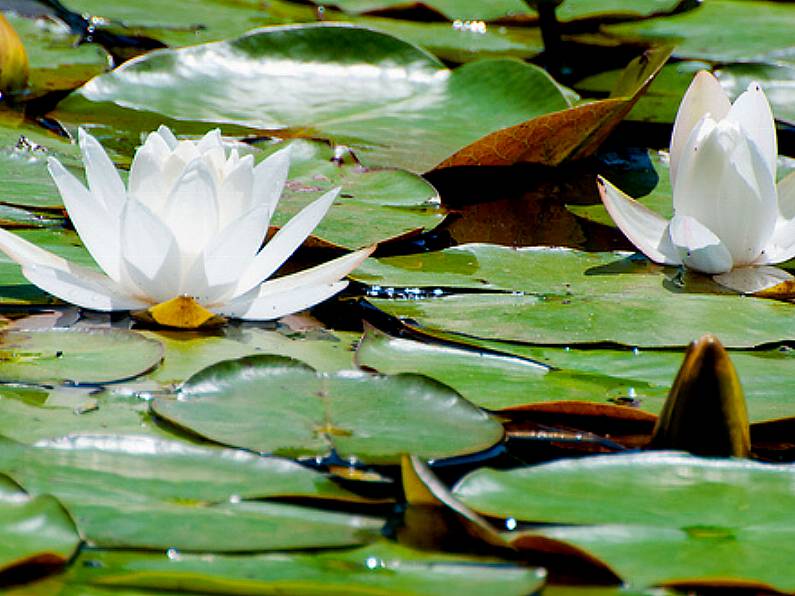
[
  {"left": 66, "top": 542, "right": 546, "bottom": 595},
  {"left": 141, "top": 327, "right": 361, "bottom": 386},
  {"left": 269, "top": 139, "right": 443, "bottom": 249},
  {"left": 356, "top": 325, "right": 667, "bottom": 412},
  {"left": 63, "top": 23, "right": 573, "bottom": 173},
  {"left": 355, "top": 244, "right": 795, "bottom": 347},
  {"left": 453, "top": 451, "right": 795, "bottom": 591},
  {"left": 605, "top": 0, "right": 795, "bottom": 63},
  {"left": 0, "top": 328, "right": 163, "bottom": 384},
  {"left": 0, "top": 386, "right": 179, "bottom": 445},
  {"left": 152, "top": 354, "right": 503, "bottom": 463},
  {"left": 0, "top": 476, "right": 80, "bottom": 574},
  {"left": 0, "top": 434, "right": 368, "bottom": 504}
]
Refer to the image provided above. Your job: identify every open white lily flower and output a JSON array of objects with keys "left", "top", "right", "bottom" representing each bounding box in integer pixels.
[
  {"left": 0, "top": 126, "right": 373, "bottom": 321},
  {"left": 598, "top": 71, "right": 795, "bottom": 292}
]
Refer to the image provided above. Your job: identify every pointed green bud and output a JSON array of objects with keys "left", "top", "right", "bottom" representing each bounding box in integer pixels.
[{"left": 649, "top": 334, "right": 750, "bottom": 457}]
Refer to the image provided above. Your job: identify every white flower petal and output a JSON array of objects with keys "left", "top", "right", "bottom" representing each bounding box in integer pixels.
[
  {"left": 163, "top": 159, "right": 220, "bottom": 257},
  {"left": 77, "top": 128, "right": 125, "bottom": 216},
  {"left": 217, "top": 154, "right": 255, "bottom": 228},
  {"left": 195, "top": 204, "right": 270, "bottom": 301},
  {"left": 669, "top": 214, "right": 733, "bottom": 274},
  {"left": 156, "top": 125, "right": 179, "bottom": 149},
  {"left": 128, "top": 133, "right": 170, "bottom": 211},
  {"left": 253, "top": 145, "right": 291, "bottom": 216},
  {"left": 48, "top": 157, "right": 121, "bottom": 282},
  {"left": 215, "top": 281, "right": 348, "bottom": 321},
  {"left": 670, "top": 71, "right": 730, "bottom": 185},
  {"left": 726, "top": 81, "right": 777, "bottom": 176},
  {"left": 197, "top": 128, "right": 223, "bottom": 152},
  {"left": 714, "top": 265, "right": 794, "bottom": 294},
  {"left": 674, "top": 119, "right": 777, "bottom": 265},
  {"left": 233, "top": 187, "right": 340, "bottom": 296},
  {"left": 758, "top": 215, "right": 795, "bottom": 264},
  {"left": 0, "top": 227, "right": 68, "bottom": 270},
  {"left": 120, "top": 198, "right": 182, "bottom": 302},
  {"left": 22, "top": 263, "right": 147, "bottom": 311},
  {"left": 597, "top": 177, "right": 680, "bottom": 265}
]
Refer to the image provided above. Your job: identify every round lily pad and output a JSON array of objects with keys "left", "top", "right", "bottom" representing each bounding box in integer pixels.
[
  {"left": 152, "top": 354, "right": 503, "bottom": 464},
  {"left": 0, "top": 328, "right": 164, "bottom": 385}
]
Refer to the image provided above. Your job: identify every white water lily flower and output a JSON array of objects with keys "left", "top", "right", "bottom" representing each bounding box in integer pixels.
[
  {"left": 598, "top": 71, "right": 795, "bottom": 292},
  {"left": 0, "top": 126, "right": 373, "bottom": 320}
]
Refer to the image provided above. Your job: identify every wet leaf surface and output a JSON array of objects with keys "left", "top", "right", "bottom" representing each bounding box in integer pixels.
[
  {"left": 0, "top": 328, "right": 163, "bottom": 384},
  {"left": 453, "top": 452, "right": 795, "bottom": 591},
  {"left": 62, "top": 24, "right": 573, "bottom": 173},
  {"left": 0, "top": 475, "right": 80, "bottom": 574},
  {"left": 65, "top": 542, "right": 546, "bottom": 595},
  {"left": 153, "top": 354, "right": 503, "bottom": 463}
]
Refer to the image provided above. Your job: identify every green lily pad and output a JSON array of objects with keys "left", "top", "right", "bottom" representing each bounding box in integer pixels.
[
  {"left": 64, "top": 23, "right": 572, "bottom": 173},
  {"left": 269, "top": 138, "right": 443, "bottom": 249},
  {"left": 0, "top": 386, "right": 181, "bottom": 445},
  {"left": 453, "top": 451, "right": 795, "bottom": 591},
  {"left": 66, "top": 542, "right": 546, "bottom": 596},
  {"left": 314, "top": 0, "right": 680, "bottom": 21},
  {"left": 0, "top": 328, "right": 163, "bottom": 385},
  {"left": 61, "top": 0, "right": 282, "bottom": 47},
  {"left": 0, "top": 477, "right": 80, "bottom": 573},
  {"left": 141, "top": 327, "right": 360, "bottom": 387},
  {"left": 358, "top": 17, "right": 544, "bottom": 63},
  {"left": 311, "top": 0, "right": 531, "bottom": 20},
  {"left": 152, "top": 354, "right": 503, "bottom": 463},
  {"left": 356, "top": 244, "right": 795, "bottom": 348},
  {"left": 355, "top": 325, "right": 667, "bottom": 412},
  {"left": 463, "top": 336, "right": 795, "bottom": 423},
  {"left": 0, "top": 434, "right": 368, "bottom": 505},
  {"left": 73, "top": 498, "right": 384, "bottom": 551},
  {"left": 605, "top": 0, "right": 795, "bottom": 63}
]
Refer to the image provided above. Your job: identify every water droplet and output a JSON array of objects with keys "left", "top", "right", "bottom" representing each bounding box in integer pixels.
[
  {"left": 229, "top": 494, "right": 241, "bottom": 504},
  {"left": 632, "top": 347, "right": 640, "bottom": 356},
  {"left": 505, "top": 517, "right": 517, "bottom": 531},
  {"left": 166, "top": 548, "right": 181, "bottom": 560},
  {"left": 365, "top": 556, "right": 380, "bottom": 570}
]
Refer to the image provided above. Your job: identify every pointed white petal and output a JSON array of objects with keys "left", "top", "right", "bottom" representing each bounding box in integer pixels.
[
  {"left": 777, "top": 170, "right": 795, "bottom": 220},
  {"left": 253, "top": 145, "right": 291, "bottom": 216},
  {"left": 22, "top": 263, "right": 147, "bottom": 311},
  {"left": 670, "top": 71, "right": 731, "bottom": 185},
  {"left": 128, "top": 134, "right": 170, "bottom": 212},
  {"left": 669, "top": 214, "right": 733, "bottom": 274},
  {"left": 217, "top": 154, "right": 255, "bottom": 228},
  {"left": 233, "top": 187, "right": 339, "bottom": 296},
  {"left": 195, "top": 204, "right": 270, "bottom": 301},
  {"left": 673, "top": 119, "right": 777, "bottom": 265},
  {"left": 714, "top": 265, "right": 794, "bottom": 294},
  {"left": 726, "top": 81, "right": 777, "bottom": 176},
  {"left": 48, "top": 158, "right": 121, "bottom": 282},
  {"left": 163, "top": 159, "right": 220, "bottom": 257},
  {"left": 229, "top": 246, "right": 374, "bottom": 302},
  {"left": 215, "top": 281, "right": 347, "bottom": 321},
  {"left": 77, "top": 128, "right": 125, "bottom": 216},
  {"left": 120, "top": 198, "right": 182, "bottom": 302},
  {"left": 156, "top": 125, "right": 179, "bottom": 149},
  {"left": 197, "top": 129, "right": 223, "bottom": 152},
  {"left": 597, "top": 177, "right": 680, "bottom": 265},
  {"left": 0, "top": 227, "right": 68, "bottom": 270},
  {"left": 758, "top": 215, "right": 795, "bottom": 264}
]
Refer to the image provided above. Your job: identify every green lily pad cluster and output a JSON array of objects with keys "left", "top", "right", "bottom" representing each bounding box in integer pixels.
[{"left": 3, "top": 0, "right": 795, "bottom": 592}]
